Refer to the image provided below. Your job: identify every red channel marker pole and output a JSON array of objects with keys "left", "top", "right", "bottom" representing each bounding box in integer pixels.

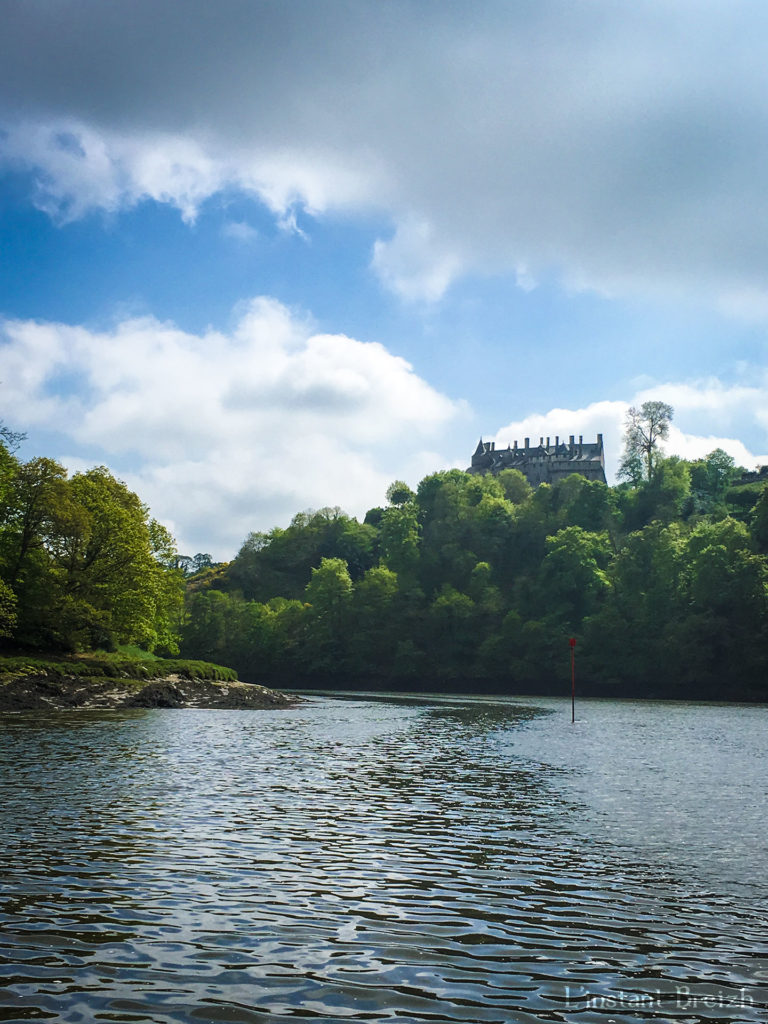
[{"left": 569, "top": 637, "right": 576, "bottom": 723}]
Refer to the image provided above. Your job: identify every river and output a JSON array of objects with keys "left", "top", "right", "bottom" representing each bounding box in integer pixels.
[{"left": 1, "top": 694, "right": 766, "bottom": 1022}]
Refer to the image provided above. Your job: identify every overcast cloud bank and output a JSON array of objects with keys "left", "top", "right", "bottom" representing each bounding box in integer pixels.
[{"left": 4, "top": 1, "right": 768, "bottom": 311}]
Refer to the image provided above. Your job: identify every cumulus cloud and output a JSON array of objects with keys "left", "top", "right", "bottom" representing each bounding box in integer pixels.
[
  {"left": 0, "top": 299, "right": 462, "bottom": 557},
  {"left": 491, "top": 383, "right": 768, "bottom": 483},
  {"left": 3, "top": 2, "right": 768, "bottom": 307}
]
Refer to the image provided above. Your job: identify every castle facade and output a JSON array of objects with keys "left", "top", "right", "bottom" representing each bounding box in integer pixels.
[{"left": 468, "top": 433, "right": 606, "bottom": 487}]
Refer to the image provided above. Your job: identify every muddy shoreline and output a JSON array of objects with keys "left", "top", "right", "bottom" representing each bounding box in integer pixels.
[{"left": 0, "top": 671, "right": 300, "bottom": 711}]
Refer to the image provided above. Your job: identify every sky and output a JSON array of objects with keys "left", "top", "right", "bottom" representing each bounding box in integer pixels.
[{"left": 2, "top": 0, "right": 768, "bottom": 559}]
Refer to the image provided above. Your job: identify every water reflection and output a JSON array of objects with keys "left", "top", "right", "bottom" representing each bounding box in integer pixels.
[{"left": 0, "top": 697, "right": 766, "bottom": 1022}]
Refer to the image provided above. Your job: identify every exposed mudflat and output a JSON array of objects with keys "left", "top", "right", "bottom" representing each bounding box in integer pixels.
[{"left": 0, "top": 672, "right": 300, "bottom": 711}]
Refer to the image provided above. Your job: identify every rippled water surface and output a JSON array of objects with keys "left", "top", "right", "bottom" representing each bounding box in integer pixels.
[{"left": 1, "top": 694, "right": 767, "bottom": 1023}]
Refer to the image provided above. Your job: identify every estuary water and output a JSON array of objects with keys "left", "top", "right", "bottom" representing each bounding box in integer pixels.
[{"left": 0, "top": 694, "right": 766, "bottom": 1023}]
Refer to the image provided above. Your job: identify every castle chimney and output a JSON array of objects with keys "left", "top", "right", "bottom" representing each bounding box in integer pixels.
[
  {"left": 540, "top": 436, "right": 544, "bottom": 446},
  {"left": 524, "top": 437, "right": 530, "bottom": 449},
  {"left": 597, "top": 433, "right": 603, "bottom": 447},
  {"left": 555, "top": 435, "right": 559, "bottom": 447},
  {"left": 569, "top": 434, "right": 575, "bottom": 447},
  {"left": 513, "top": 439, "right": 518, "bottom": 450}
]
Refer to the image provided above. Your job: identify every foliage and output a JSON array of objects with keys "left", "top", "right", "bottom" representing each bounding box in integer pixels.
[
  {"left": 228, "top": 507, "right": 376, "bottom": 601},
  {"left": 0, "top": 652, "right": 237, "bottom": 682},
  {"left": 179, "top": 449, "right": 768, "bottom": 699},
  {"left": 5, "top": 424, "right": 767, "bottom": 699},
  {"left": 0, "top": 437, "right": 185, "bottom": 654},
  {"left": 386, "top": 480, "right": 415, "bottom": 506}
]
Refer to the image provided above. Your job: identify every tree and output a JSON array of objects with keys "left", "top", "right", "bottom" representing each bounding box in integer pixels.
[
  {"left": 47, "top": 467, "right": 184, "bottom": 651},
  {"left": 1, "top": 457, "right": 68, "bottom": 584},
  {"left": 622, "top": 456, "right": 691, "bottom": 530},
  {"left": 348, "top": 565, "right": 400, "bottom": 674},
  {"left": 427, "top": 584, "right": 477, "bottom": 676},
  {"left": 689, "top": 448, "right": 736, "bottom": 512},
  {"left": 379, "top": 504, "right": 420, "bottom": 580},
  {"left": 536, "top": 526, "right": 612, "bottom": 626},
  {"left": 618, "top": 401, "right": 673, "bottom": 484},
  {"left": 386, "top": 480, "right": 415, "bottom": 506},
  {"left": 0, "top": 422, "right": 25, "bottom": 454},
  {"left": 496, "top": 468, "right": 532, "bottom": 505},
  {"left": 304, "top": 557, "right": 353, "bottom": 672},
  {"left": 228, "top": 508, "right": 376, "bottom": 601}
]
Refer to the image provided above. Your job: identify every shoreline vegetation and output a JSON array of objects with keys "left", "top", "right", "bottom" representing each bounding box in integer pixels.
[
  {"left": 0, "top": 654, "right": 298, "bottom": 711},
  {"left": 2, "top": 413, "right": 768, "bottom": 705}
]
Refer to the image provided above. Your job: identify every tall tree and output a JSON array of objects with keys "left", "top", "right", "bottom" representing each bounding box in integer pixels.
[{"left": 618, "top": 401, "right": 673, "bottom": 484}]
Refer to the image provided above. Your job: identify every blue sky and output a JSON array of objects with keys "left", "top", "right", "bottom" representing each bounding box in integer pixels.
[{"left": 2, "top": 1, "right": 768, "bottom": 557}]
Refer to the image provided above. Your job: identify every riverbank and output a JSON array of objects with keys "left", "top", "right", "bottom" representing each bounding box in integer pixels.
[{"left": 0, "top": 654, "right": 299, "bottom": 711}]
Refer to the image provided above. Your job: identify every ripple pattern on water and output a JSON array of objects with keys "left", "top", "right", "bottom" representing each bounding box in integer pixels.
[{"left": 0, "top": 697, "right": 767, "bottom": 1022}]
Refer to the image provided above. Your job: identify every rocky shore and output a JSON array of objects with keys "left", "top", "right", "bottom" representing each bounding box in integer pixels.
[{"left": 0, "top": 671, "right": 299, "bottom": 712}]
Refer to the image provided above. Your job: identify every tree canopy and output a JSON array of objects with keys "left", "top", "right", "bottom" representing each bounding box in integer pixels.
[
  {"left": 4, "top": 421, "right": 766, "bottom": 701},
  {"left": 182, "top": 447, "right": 768, "bottom": 701},
  {"left": 0, "top": 439, "right": 185, "bottom": 653}
]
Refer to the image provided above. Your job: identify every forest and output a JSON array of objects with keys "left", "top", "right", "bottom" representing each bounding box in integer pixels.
[{"left": 2, "top": 406, "right": 767, "bottom": 701}]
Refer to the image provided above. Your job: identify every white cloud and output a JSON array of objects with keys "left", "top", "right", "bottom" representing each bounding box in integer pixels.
[
  {"left": 372, "top": 219, "right": 465, "bottom": 303},
  {"left": 5, "top": 3, "right": 768, "bottom": 308},
  {"left": 0, "top": 119, "right": 381, "bottom": 226},
  {"left": 221, "top": 220, "right": 258, "bottom": 243},
  {"left": 0, "top": 299, "right": 462, "bottom": 557}
]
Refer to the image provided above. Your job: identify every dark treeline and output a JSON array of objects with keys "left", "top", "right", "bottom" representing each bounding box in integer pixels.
[{"left": 182, "top": 446, "right": 768, "bottom": 701}]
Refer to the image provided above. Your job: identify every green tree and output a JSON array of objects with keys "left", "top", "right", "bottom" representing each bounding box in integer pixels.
[
  {"left": 618, "top": 401, "right": 673, "bottom": 484},
  {"left": 536, "top": 526, "right": 612, "bottom": 626},
  {"left": 386, "top": 480, "right": 415, "bottom": 506},
  {"left": 304, "top": 557, "right": 353, "bottom": 673},
  {"left": 379, "top": 504, "right": 421, "bottom": 580},
  {"left": 1, "top": 457, "right": 68, "bottom": 584},
  {"left": 349, "top": 564, "right": 400, "bottom": 674},
  {"left": 496, "top": 468, "right": 532, "bottom": 505},
  {"left": 585, "top": 522, "right": 686, "bottom": 689},
  {"left": 691, "top": 448, "right": 736, "bottom": 500},
  {"left": 0, "top": 457, "right": 69, "bottom": 646},
  {"left": 49, "top": 468, "right": 184, "bottom": 651},
  {"left": 229, "top": 508, "right": 376, "bottom": 601},
  {"left": 427, "top": 584, "right": 477, "bottom": 677}
]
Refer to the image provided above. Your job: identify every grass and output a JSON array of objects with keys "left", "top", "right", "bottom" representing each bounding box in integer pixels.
[
  {"left": 115, "top": 643, "right": 160, "bottom": 661},
  {"left": 0, "top": 651, "right": 239, "bottom": 683}
]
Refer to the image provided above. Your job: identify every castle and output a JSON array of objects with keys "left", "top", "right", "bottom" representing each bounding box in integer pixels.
[{"left": 468, "top": 433, "right": 606, "bottom": 486}]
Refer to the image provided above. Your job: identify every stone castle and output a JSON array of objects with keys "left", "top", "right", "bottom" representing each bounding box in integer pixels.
[{"left": 468, "top": 433, "right": 606, "bottom": 487}]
